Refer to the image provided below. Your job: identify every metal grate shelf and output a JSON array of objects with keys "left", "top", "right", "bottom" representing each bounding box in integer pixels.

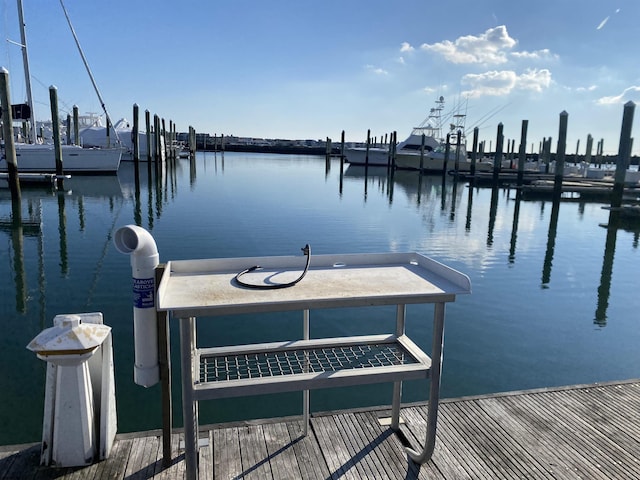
[
  {"left": 200, "top": 343, "right": 415, "bottom": 383},
  {"left": 193, "top": 335, "right": 431, "bottom": 400}
]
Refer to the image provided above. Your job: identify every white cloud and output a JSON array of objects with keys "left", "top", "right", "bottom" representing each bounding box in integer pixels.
[
  {"left": 461, "top": 68, "right": 551, "bottom": 98},
  {"left": 461, "top": 71, "right": 516, "bottom": 97},
  {"left": 510, "top": 49, "right": 558, "bottom": 61},
  {"left": 576, "top": 85, "right": 597, "bottom": 92},
  {"left": 518, "top": 68, "right": 552, "bottom": 92},
  {"left": 400, "top": 42, "right": 415, "bottom": 53},
  {"left": 596, "top": 86, "right": 640, "bottom": 105},
  {"left": 365, "top": 64, "right": 388, "bottom": 75},
  {"left": 420, "top": 25, "right": 517, "bottom": 65}
]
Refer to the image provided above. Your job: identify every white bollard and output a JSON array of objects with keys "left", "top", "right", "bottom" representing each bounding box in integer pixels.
[{"left": 27, "top": 312, "right": 115, "bottom": 467}]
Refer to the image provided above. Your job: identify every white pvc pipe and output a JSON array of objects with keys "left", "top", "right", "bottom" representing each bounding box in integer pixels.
[{"left": 114, "top": 225, "right": 160, "bottom": 387}]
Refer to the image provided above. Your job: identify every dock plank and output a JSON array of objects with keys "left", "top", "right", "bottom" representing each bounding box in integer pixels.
[
  {"left": 2, "top": 380, "right": 640, "bottom": 479},
  {"left": 212, "top": 427, "right": 241, "bottom": 480},
  {"left": 400, "top": 405, "right": 482, "bottom": 480},
  {"left": 541, "top": 389, "right": 640, "bottom": 479},
  {"left": 478, "top": 396, "right": 587, "bottom": 479},
  {"left": 262, "top": 421, "right": 302, "bottom": 480},
  {"left": 359, "top": 410, "right": 434, "bottom": 480},
  {"left": 151, "top": 433, "right": 183, "bottom": 480},
  {"left": 199, "top": 431, "right": 213, "bottom": 480},
  {"left": 311, "top": 415, "right": 361, "bottom": 480},
  {"left": 285, "top": 420, "right": 330, "bottom": 479},
  {"left": 237, "top": 424, "right": 273, "bottom": 479}
]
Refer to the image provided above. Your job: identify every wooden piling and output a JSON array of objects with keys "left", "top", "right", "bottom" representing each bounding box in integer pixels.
[
  {"left": 168, "top": 120, "right": 174, "bottom": 159},
  {"left": 155, "top": 264, "right": 173, "bottom": 467},
  {"left": 596, "top": 139, "right": 604, "bottom": 168},
  {"left": 493, "top": 123, "right": 504, "bottom": 184},
  {"left": 340, "top": 130, "right": 345, "bottom": 166},
  {"left": 470, "top": 127, "right": 479, "bottom": 177},
  {"left": 611, "top": 101, "right": 635, "bottom": 208},
  {"left": 161, "top": 118, "right": 166, "bottom": 161},
  {"left": 73, "top": 105, "right": 79, "bottom": 146},
  {"left": 133, "top": 104, "right": 140, "bottom": 165},
  {"left": 454, "top": 130, "right": 462, "bottom": 175},
  {"left": 442, "top": 133, "right": 451, "bottom": 176},
  {"left": 365, "top": 129, "right": 371, "bottom": 169},
  {"left": 517, "top": 120, "right": 528, "bottom": 187},
  {"left": 391, "top": 131, "right": 397, "bottom": 171},
  {"left": 585, "top": 134, "right": 593, "bottom": 165},
  {"left": 553, "top": 111, "right": 568, "bottom": 200},
  {"left": 65, "top": 114, "right": 71, "bottom": 145},
  {"left": 0, "top": 68, "right": 21, "bottom": 201},
  {"left": 106, "top": 117, "right": 111, "bottom": 148},
  {"left": 49, "top": 86, "right": 64, "bottom": 187},
  {"left": 419, "top": 133, "right": 426, "bottom": 172},
  {"left": 543, "top": 137, "right": 552, "bottom": 173},
  {"left": 190, "top": 127, "right": 197, "bottom": 155},
  {"left": 145, "top": 110, "right": 152, "bottom": 163},
  {"left": 153, "top": 114, "right": 160, "bottom": 163}
]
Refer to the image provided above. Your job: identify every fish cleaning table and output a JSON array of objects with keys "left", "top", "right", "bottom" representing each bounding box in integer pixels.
[{"left": 156, "top": 252, "right": 471, "bottom": 480}]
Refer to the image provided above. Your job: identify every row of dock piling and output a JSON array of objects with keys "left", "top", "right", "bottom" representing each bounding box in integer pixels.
[
  {"left": 331, "top": 101, "right": 637, "bottom": 207},
  {"left": 1, "top": 68, "right": 199, "bottom": 204}
]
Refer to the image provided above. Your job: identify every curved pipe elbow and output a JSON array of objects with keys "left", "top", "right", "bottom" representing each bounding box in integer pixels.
[{"left": 114, "top": 225, "right": 159, "bottom": 258}]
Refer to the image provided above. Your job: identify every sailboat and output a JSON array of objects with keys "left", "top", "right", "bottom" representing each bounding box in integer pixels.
[{"left": 0, "top": 0, "right": 122, "bottom": 175}]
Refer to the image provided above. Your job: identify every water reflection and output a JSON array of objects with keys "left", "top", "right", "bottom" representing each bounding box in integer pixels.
[
  {"left": 509, "top": 190, "right": 522, "bottom": 263},
  {"left": 486, "top": 186, "right": 500, "bottom": 247},
  {"left": 465, "top": 184, "right": 474, "bottom": 231},
  {"left": 541, "top": 198, "right": 561, "bottom": 287},
  {"left": 344, "top": 165, "right": 638, "bottom": 330},
  {"left": 594, "top": 210, "right": 622, "bottom": 327},
  {"left": 1, "top": 173, "right": 128, "bottom": 317}
]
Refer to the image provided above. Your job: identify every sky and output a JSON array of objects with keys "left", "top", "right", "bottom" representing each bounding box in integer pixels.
[{"left": 2, "top": 0, "right": 639, "bottom": 154}]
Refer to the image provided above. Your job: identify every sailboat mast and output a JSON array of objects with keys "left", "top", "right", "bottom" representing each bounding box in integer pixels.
[
  {"left": 58, "top": 0, "right": 119, "bottom": 142},
  {"left": 16, "top": 0, "right": 35, "bottom": 142}
]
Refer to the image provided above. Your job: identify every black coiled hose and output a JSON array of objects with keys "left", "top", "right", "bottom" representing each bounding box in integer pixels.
[{"left": 234, "top": 244, "right": 311, "bottom": 289}]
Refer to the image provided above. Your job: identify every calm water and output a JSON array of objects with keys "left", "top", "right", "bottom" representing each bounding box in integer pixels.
[{"left": 1, "top": 152, "right": 639, "bottom": 445}]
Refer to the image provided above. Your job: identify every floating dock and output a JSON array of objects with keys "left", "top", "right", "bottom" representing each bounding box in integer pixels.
[{"left": 2, "top": 379, "right": 639, "bottom": 479}]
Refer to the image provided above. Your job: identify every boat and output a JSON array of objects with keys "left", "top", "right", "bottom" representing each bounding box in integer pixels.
[
  {"left": 0, "top": 0, "right": 122, "bottom": 175},
  {"left": 393, "top": 98, "right": 474, "bottom": 172},
  {"left": 344, "top": 96, "right": 478, "bottom": 173},
  {"left": 1, "top": 143, "right": 122, "bottom": 174},
  {"left": 78, "top": 117, "right": 149, "bottom": 161}
]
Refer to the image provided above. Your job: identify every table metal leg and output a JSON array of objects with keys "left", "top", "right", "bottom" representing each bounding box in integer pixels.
[
  {"left": 391, "top": 304, "right": 406, "bottom": 430},
  {"left": 179, "top": 316, "right": 199, "bottom": 480},
  {"left": 407, "top": 302, "right": 445, "bottom": 464},
  {"left": 302, "top": 309, "right": 310, "bottom": 436}
]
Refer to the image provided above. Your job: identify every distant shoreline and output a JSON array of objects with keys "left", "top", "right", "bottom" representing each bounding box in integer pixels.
[{"left": 197, "top": 142, "right": 339, "bottom": 156}]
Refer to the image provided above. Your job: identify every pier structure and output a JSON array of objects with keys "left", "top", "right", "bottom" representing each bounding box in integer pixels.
[{"left": 2, "top": 380, "right": 639, "bottom": 479}]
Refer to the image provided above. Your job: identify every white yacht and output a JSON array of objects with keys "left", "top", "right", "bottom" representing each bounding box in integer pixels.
[{"left": 345, "top": 96, "right": 474, "bottom": 172}]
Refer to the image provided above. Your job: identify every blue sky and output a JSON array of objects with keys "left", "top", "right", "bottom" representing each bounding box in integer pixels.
[{"left": 2, "top": 0, "right": 639, "bottom": 154}]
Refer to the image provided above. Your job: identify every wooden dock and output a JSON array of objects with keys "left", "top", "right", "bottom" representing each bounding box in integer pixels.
[{"left": 2, "top": 379, "right": 639, "bottom": 479}]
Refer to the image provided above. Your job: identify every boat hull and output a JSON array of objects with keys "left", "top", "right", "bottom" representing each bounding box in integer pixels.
[
  {"left": 344, "top": 147, "right": 393, "bottom": 167},
  {"left": 1, "top": 144, "right": 122, "bottom": 174}
]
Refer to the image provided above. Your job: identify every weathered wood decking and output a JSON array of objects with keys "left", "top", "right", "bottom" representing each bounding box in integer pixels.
[{"left": 2, "top": 380, "right": 639, "bottom": 479}]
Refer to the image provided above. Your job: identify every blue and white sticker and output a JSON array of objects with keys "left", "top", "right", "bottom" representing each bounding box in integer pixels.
[{"left": 132, "top": 277, "right": 155, "bottom": 309}]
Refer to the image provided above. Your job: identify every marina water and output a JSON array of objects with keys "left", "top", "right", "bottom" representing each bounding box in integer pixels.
[{"left": 1, "top": 152, "right": 639, "bottom": 446}]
